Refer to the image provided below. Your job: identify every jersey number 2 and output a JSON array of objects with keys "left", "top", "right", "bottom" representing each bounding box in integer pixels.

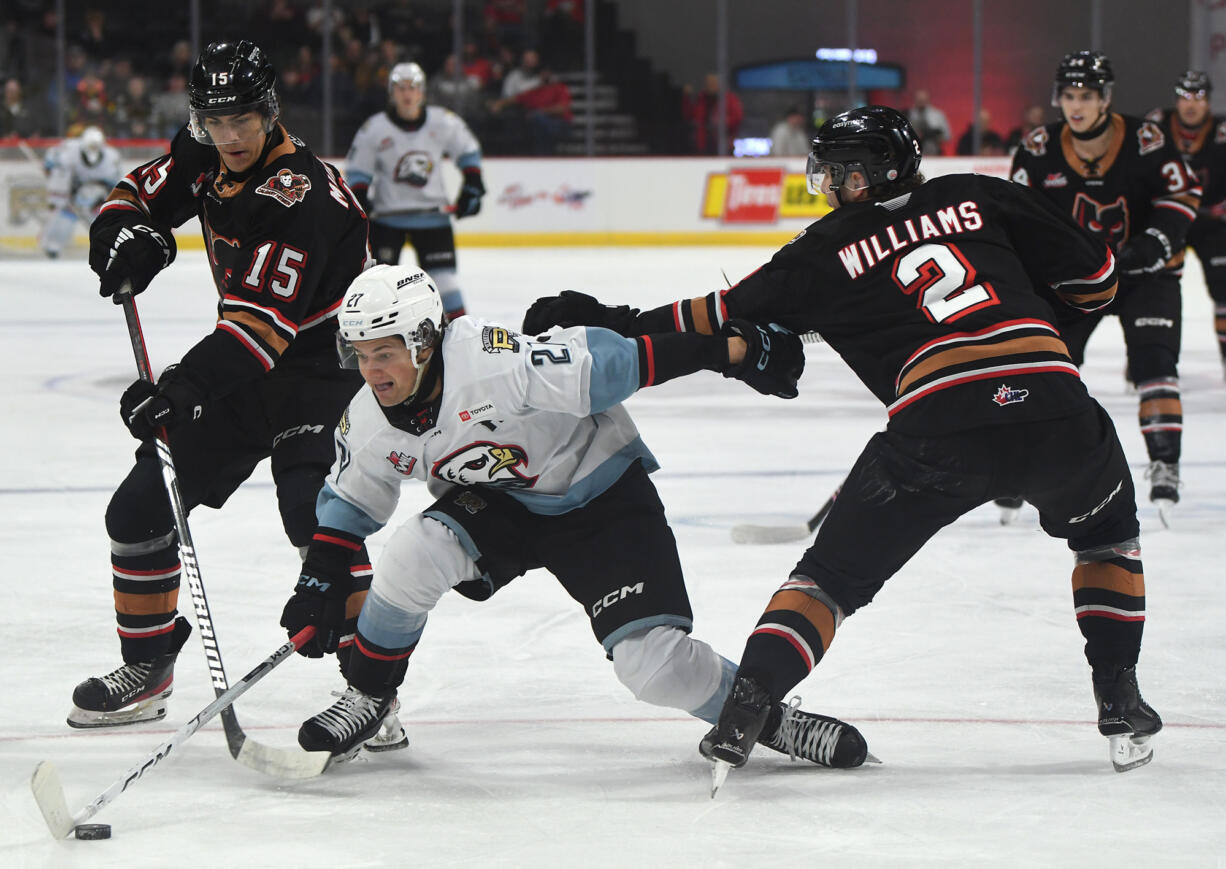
[{"left": 891, "top": 242, "right": 998, "bottom": 323}]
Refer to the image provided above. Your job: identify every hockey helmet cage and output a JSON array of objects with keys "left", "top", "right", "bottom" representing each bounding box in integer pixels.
[
  {"left": 188, "top": 40, "right": 280, "bottom": 145},
  {"left": 806, "top": 105, "right": 922, "bottom": 196},
  {"left": 389, "top": 62, "right": 427, "bottom": 94},
  {"left": 1176, "top": 69, "right": 1212, "bottom": 99},
  {"left": 1052, "top": 50, "right": 1114, "bottom": 106},
  {"left": 336, "top": 264, "right": 446, "bottom": 369}
]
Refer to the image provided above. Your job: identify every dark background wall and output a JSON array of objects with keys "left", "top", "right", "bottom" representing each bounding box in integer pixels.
[{"left": 612, "top": 0, "right": 1191, "bottom": 141}]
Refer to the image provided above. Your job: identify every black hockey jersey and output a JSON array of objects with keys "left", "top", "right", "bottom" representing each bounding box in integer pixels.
[
  {"left": 1145, "top": 107, "right": 1226, "bottom": 218},
  {"left": 627, "top": 175, "right": 1118, "bottom": 434},
  {"left": 1010, "top": 114, "right": 1201, "bottom": 273},
  {"left": 97, "top": 124, "right": 370, "bottom": 398}
]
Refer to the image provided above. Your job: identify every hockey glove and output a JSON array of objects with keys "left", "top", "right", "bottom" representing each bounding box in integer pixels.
[
  {"left": 522, "top": 290, "right": 640, "bottom": 336},
  {"left": 721, "top": 319, "right": 805, "bottom": 399},
  {"left": 280, "top": 529, "right": 361, "bottom": 657},
  {"left": 89, "top": 209, "right": 176, "bottom": 301},
  {"left": 1116, "top": 228, "right": 1171, "bottom": 276},
  {"left": 454, "top": 168, "right": 485, "bottom": 218},
  {"left": 119, "top": 364, "right": 206, "bottom": 441}
]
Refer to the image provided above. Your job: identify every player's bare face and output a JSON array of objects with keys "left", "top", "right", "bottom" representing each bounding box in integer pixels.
[
  {"left": 392, "top": 82, "right": 425, "bottom": 120},
  {"left": 1059, "top": 87, "right": 1108, "bottom": 135},
  {"left": 353, "top": 337, "right": 426, "bottom": 406},
  {"left": 1176, "top": 92, "right": 1210, "bottom": 128},
  {"left": 205, "top": 112, "right": 267, "bottom": 174}
]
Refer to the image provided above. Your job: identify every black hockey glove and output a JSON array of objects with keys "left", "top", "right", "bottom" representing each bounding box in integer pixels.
[
  {"left": 522, "top": 290, "right": 640, "bottom": 336},
  {"left": 89, "top": 210, "right": 177, "bottom": 301},
  {"left": 280, "top": 530, "right": 360, "bottom": 657},
  {"left": 721, "top": 319, "right": 805, "bottom": 399},
  {"left": 1116, "top": 228, "right": 1171, "bottom": 276},
  {"left": 454, "top": 167, "right": 485, "bottom": 218},
  {"left": 119, "top": 364, "right": 206, "bottom": 441}
]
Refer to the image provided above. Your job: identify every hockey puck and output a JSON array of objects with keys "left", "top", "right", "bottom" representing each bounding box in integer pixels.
[{"left": 74, "top": 823, "right": 112, "bottom": 840}]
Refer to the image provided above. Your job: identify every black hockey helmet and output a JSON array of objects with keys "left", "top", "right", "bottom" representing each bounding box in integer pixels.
[
  {"left": 188, "top": 40, "right": 279, "bottom": 145},
  {"left": 806, "top": 105, "right": 922, "bottom": 198},
  {"left": 1052, "top": 50, "right": 1114, "bottom": 106},
  {"left": 1176, "top": 69, "right": 1212, "bottom": 99}
]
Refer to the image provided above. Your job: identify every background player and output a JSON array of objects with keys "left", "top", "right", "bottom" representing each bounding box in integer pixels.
[
  {"left": 39, "top": 125, "right": 121, "bottom": 258},
  {"left": 1147, "top": 71, "right": 1226, "bottom": 379},
  {"left": 345, "top": 62, "right": 484, "bottom": 320},
  {"left": 523, "top": 106, "right": 1161, "bottom": 786},
  {"left": 68, "top": 40, "right": 373, "bottom": 731},
  {"left": 1009, "top": 51, "right": 1201, "bottom": 525},
  {"left": 277, "top": 263, "right": 868, "bottom": 774}
]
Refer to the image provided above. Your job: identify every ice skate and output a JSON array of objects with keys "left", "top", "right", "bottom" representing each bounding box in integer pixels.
[
  {"left": 1145, "top": 461, "right": 1180, "bottom": 528},
  {"left": 994, "top": 496, "right": 1025, "bottom": 525},
  {"left": 1093, "top": 666, "right": 1162, "bottom": 772},
  {"left": 67, "top": 617, "right": 191, "bottom": 728},
  {"left": 759, "top": 697, "right": 874, "bottom": 768},
  {"left": 299, "top": 686, "right": 408, "bottom": 761},
  {"left": 699, "top": 675, "right": 773, "bottom": 797}
]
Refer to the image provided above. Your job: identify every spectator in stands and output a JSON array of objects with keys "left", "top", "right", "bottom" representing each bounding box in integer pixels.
[
  {"left": 683, "top": 72, "right": 743, "bottom": 155},
  {"left": 1, "top": 77, "right": 41, "bottom": 138},
  {"left": 907, "top": 88, "right": 950, "bottom": 155},
  {"left": 69, "top": 68, "right": 110, "bottom": 134},
  {"left": 512, "top": 66, "right": 573, "bottom": 155},
  {"left": 502, "top": 48, "right": 542, "bottom": 100},
  {"left": 111, "top": 74, "right": 156, "bottom": 139},
  {"left": 150, "top": 72, "right": 188, "bottom": 139},
  {"left": 430, "top": 53, "right": 486, "bottom": 123},
  {"left": 155, "top": 39, "right": 194, "bottom": 83},
  {"left": 770, "top": 105, "right": 811, "bottom": 156},
  {"left": 282, "top": 44, "right": 322, "bottom": 104},
  {"left": 542, "top": 0, "right": 584, "bottom": 71},
  {"left": 463, "top": 40, "right": 494, "bottom": 89},
  {"left": 955, "top": 108, "right": 1005, "bottom": 155},
  {"left": 78, "top": 8, "right": 118, "bottom": 66},
  {"left": 482, "top": 0, "right": 528, "bottom": 53},
  {"left": 1006, "top": 103, "right": 1046, "bottom": 153}
]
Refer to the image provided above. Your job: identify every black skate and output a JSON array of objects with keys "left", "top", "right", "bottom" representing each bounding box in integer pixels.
[
  {"left": 67, "top": 617, "right": 191, "bottom": 729},
  {"left": 1093, "top": 666, "right": 1162, "bottom": 772},
  {"left": 1145, "top": 461, "right": 1180, "bottom": 528},
  {"left": 299, "top": 686, "right": 408, "bottom": 761},
  {"left": 759, "top": 697, "right": 871, "bottom": 769},
  {"left": 994, "top": 496, "right": 1025, "bottom": 526},
  {"left": 699, "top": 675, "right": 774, "bottom": 796}
]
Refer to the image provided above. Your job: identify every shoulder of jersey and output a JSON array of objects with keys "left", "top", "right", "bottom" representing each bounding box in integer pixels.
[
  {"left": 339, "top": 387, "right": 391, "bottom": 444},
  {"left": 1123, "top": 114, "right": 1169, "bottom": 157}
]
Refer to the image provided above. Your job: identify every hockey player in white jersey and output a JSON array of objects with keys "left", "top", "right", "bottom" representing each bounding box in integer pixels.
[
  {"left": 40, "top": 126, "right": 121, "bottom": 258},
  {"left": 279, "top": 263, "right": 871, "bottom": 772},
  {"left": 345, "top": 62, "right": 484, "bottom": 319}
]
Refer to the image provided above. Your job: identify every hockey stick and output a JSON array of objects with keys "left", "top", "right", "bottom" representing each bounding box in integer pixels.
[
  {"left": 730, "top": 483, "right": 842, "bottom": 544},
  {"left": 118, "top": 287, "right": 326, "bottom": 777},
  {"left": 31, "top": 627, "right": 327, "bottom": 839}
]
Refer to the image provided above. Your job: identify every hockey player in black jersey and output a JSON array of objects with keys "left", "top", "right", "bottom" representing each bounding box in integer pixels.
[
  {"left": 1147, "top": 70, "right": 1226, "bottom": 379},
  {"left": 523, "top": 106, "right": 1161, "bottom": 788},
  {"left": 68, "top": 41, "right": 374, "bottom": 730},
  {"left": 1010, "top": 51, "right": 1202, "bottom": 525}
]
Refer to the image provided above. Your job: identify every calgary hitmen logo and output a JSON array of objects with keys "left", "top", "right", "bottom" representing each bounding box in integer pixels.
[{"left": 255, "top": 169, "right": 312, "bottom": 207}]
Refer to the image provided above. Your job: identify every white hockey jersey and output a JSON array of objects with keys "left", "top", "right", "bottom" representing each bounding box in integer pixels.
[
  {"left": 317, "top": 317, "right": 657, "bottom": 537},
  {"left": 44, "top": 136, "right": 122, "bottom": 213},
  {"left": 344, "top": 106, "right": 481, "bottom": 229}
]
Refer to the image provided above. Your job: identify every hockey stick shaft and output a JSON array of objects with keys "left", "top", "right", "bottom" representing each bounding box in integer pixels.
[
  {"left": 31, "top": 628, "right": 319, "bottom": 839},
  {"left": 118, "top": 289, "right": 241, "bottom": 744}
]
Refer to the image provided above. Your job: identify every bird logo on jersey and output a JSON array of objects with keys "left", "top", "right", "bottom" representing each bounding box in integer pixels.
[
  {"left": 395, "top": 152, "right": 434, "bottom": 187},
  {"left": 255, "top": 169, "right": 313, "bottom": 207},
  {"left": 431, "top": 441, "right": 538, "bottom": 488},
  {"left": 991, "top": 384, "right": 1030, "bottom": 406}
]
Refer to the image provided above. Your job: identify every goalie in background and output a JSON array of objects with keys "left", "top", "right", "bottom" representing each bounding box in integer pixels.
[{"left": 39, "top": 126, "right": 121, "bottom": 258}]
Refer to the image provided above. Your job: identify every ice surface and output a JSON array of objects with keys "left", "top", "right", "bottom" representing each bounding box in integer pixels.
[{"left": 1, "top": 247, "right": 1223, "bottom": 867}]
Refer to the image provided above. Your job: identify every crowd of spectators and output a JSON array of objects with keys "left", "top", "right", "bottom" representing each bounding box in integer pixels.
[{"left": 0, "top": 1, "right": 584, "bottom": 155}]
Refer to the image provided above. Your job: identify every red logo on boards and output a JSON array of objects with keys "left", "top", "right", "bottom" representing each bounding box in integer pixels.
[{"left": 722, "top": 168, "right": 784, "bottom": 223}]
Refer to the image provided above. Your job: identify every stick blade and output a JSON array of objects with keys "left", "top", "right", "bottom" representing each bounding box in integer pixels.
[
  {"left": 30, "top": 762, "right": 76, "bottom": 839},
  {"left": 730, "top": 523, "right": 812, "bottom": 545},
  {"left": 235, "top": 740, "right": 332, "bottom": 779}
]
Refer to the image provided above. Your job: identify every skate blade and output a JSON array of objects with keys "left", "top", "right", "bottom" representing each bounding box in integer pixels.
[
  {"left": 1109, "top": 734, "right": 1154, "bottom": 772},
  {"left": 1154, "top": 498, "right": 1175, "bottom": 529},
  {"left": 66, "top": 699, "right": 168, "bottom": 729},
  {"left": 864, "top": 751, "right": 883, "bottom": 764},
  {"left": 363, "top": 714, "right": 409, "bottom": 753},
  {"left": 710, "top": 759, "right": 732, "bottom": 798}
]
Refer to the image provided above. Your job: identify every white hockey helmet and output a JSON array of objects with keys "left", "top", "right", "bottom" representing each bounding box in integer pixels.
[
  {"left": 336, "top": 264, "right": 445, "bottom": 369},
  {"left": 388, "top": 62, "right": 426, "bottom": 93},
  {"left": 80, "top": 126, "right": 105, "bottom": 163}
]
